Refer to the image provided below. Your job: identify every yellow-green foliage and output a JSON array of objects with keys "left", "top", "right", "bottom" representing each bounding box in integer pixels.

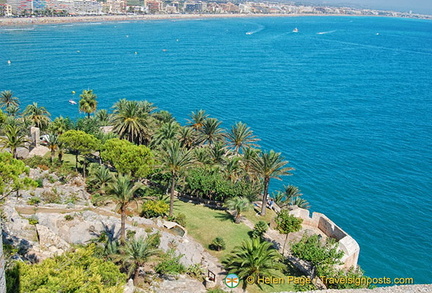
[
  {"left": 101, "top": 138, "right": 154, "bottom": 179},
  {"left": 0, "top": 152, "right": 37, "bottom": 198},
  {"left": 18, "top": 245, "right": 125, "bottom": 293},
  {"left": 141, "top": 200, "right": 169, "bottom": 218}
]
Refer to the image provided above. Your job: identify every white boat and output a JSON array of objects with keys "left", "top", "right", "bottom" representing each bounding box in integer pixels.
[
  {"left": 292, "top": 28, "right": 299, "bottom": 33},
  {"left": 69, "top": 99, "right": 77, "bottom": 105}
]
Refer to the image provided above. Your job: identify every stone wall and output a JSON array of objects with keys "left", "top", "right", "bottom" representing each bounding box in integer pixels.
[
  {"left": 289, "top": 207, "right": 360, "bottom": 269},
  {"left": 0, "top": 226, "right": 6, "bottom": 293}
]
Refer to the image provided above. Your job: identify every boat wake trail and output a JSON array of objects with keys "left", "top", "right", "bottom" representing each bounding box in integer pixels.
[
  {"left": 317, "top": 30, "right": 337, "bottom": 35},
  {"left": 246, "top": 24, "right": 265, "bottom": 35}
]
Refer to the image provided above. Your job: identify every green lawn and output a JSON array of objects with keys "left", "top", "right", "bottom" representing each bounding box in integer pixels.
[
  {"left": 173, "top": 199, "right": 298, "bottom": 292},
  {"left": 173, "top": 200, "right": 252, "bottom": 260},
  {"left": 243, "top": 208, "right": 277, "bottom": 226}
]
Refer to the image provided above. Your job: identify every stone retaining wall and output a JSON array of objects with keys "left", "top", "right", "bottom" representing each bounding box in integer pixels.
[{"left": 289, "top": 207, "right": 360, "bottom": 269}]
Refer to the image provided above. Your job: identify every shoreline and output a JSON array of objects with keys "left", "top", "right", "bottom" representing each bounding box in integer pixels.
[{"left": 0, "top": 13, "right": 414, "bottom": 27}]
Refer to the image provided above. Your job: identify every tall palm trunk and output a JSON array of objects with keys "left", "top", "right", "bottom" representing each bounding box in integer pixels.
[
  {"left": 282, "top": 233, "right": 289, "bottom": 255},
  {"left": 120, "top": 207, "right": 126, "bottom": 244},
  {"left": 169, "top": 174, "right": 176, "bottom": 217},
  {"left": 50, "top": 150, "right": 55, "bottom": 164},
  {"left": 261, "top": 177, "right": 270, "bottom": 216}
]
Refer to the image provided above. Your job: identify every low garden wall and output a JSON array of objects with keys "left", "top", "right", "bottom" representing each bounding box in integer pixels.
[{"left": 289, "top": 207, "right": 360, "bottom": 269}]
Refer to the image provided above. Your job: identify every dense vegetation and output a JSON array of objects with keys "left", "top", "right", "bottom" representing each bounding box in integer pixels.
[{"left": 0, "top": 89, "right": 367, "bottom": 292}]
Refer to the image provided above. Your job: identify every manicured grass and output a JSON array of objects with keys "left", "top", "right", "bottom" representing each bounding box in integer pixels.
[
  {"left": 173, "top": 200, "right": 252, "bottom": 260},
  {"left": 243, "top": 207, "right": 277, "bottom": 226},
  {"left": 62, "top": 153, "right": 78, "bottom": 169},
  {"left": 173, "top": 200, "right": 298, "bottom": 292}
]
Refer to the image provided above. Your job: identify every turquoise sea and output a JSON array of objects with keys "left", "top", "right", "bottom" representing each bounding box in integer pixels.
[{"left": 1, "top": 16, "right": 431, "bottom": 284}]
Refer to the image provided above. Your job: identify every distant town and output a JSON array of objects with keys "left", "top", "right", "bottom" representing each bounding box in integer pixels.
[{"left": 0, "top": 0, "right": 431, "bottom": 20}]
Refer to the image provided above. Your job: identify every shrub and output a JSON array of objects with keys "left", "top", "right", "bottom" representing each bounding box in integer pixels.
[
  {"left": 64, "top": 215, "right": 74, "bottom": 221},
  {"left": 155, "top": 249, "right": 185, "bottom": 276},
  {"left": 28, "top": 216, "right": 38, "bottom": 225},
  {"left": 14, "top": 245, "right": 126, "bottom": 292},
  {"left": 126, "top": 230, "right": 136, "bottom": 240},
  {"left": 27, "top": 197, "right": 41, "bottom": 205},
  {"left": 206, "top": 287, "right": 226, "bottom": 293},
  {"left": 209, "top": 237, "right": 226, "bottom": 251},
  {"left": 186, "top": 264, "right": 205, "bottom": 281},
  {"left": 174, "top": 213, "right": 186, "bottom": 227},
  {"left": 147, "top": 232, "right": 161, "bottom": 249},
  {"left": 141, "top": 200, "right": 169, "bottom": 218},
  {"left": 251, "top": 220, "right": 269, "bottom": 239},
  {"left": 35, "top": 178, "right": 43, "bottom": 188},
  {"left": 291, "top": 234, "right": 344, "bottom": 277},
  {"left": 41, "top": 189, "right": 61, "bottom": 204}
]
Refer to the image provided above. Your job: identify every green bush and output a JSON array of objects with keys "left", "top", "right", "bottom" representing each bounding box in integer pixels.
[
  {"left": 291, "top": 234, "right": 344, "bottom": 277},
  {"left": 174, "top": 213, "right": 186, "bottom": 227},
  {"left": 64, "top": 214, "right": 74, "bottom": 221},
  {"left": 147, "top": 232, "right": 161, "bottom": 249},
  {"left": 251, "top": 220, "right": 269, "bottom": 239},
  {"left": 141, "top": 200, "right": 169, "bottom": 218},
  {"left": 41, "top": 189, "right": 61, "bottom": 204},
  {"left": 14, "top": 245, "right": 126, "bottom": 292},
  {"left": 27, "top": 197, "right": 41, "bottom": 205},
  {"left": 206, "top": 287, "right": 226, "bottom": 293},
  {"left": 35, "top": 178, "right": 43, "bottom": 188},
  {"left": 126, "top": 230, "right": 136, "bottom": 240},
  {"left": 209, "top": 237, "right": 226, "bottom": 251},
  {"left": 28, "top": 216, "right": 38, "bottom": 225},
  {"left": 186, "top": 263, "right": 205, "bottom": 281},
  {"left": 155, "top": 249, "right": 185, "bottom": 276}
]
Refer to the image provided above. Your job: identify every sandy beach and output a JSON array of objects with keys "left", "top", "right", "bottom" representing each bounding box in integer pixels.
[{"left": 0, "top": 13, "right": 342, "bottom": 27}]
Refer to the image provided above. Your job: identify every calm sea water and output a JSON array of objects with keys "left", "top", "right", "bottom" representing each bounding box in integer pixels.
[{"left": 1, "top": 16, "right": 431, "bottom": 284}]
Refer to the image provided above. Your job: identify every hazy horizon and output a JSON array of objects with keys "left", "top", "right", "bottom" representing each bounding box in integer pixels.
[{"left": 296, "top": 0, "right": 432, "bottom": 15}]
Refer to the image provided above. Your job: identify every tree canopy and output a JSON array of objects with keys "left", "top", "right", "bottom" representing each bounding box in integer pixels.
[
  {"left": 0, "top": 152, "right": 37, "bottom": 199},
  {"left": 16, "top": 245, "right": 125, "bottom": 293},
  {"left": 101, "top": 138, "right": 154, "bottom": 179}
]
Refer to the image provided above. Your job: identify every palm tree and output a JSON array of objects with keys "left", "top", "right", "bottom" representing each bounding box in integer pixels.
[
  {"left": 97, "top": 174, "right": 142, "bottom": 243},
  {"left": 159, "top": 140, "right": 194, "bottom": 217},
  {"left": 223, "top": 238, "right": 285, "bottom": 291},
  {"left": 111, "top": 100, "right": 152, "bottom": 145},
  {"left": 226, "top": 122, "right": 260, "bottom": 154},
  {"left": 88, "top": 164, "right": 113, "bottom": 193},
  {"left": 225, "top": 197, "right": 251, "bottom": 224},
  {"left": 79, "top": 89, "right": 98, "bottom": 118},
  {"left": 192, "top": 147, "right": 212, "bottom": 166},
  {"left": 151, "top": 121, "right": 180, "bottom": 148},
  {"left": 0, "top": 90, "right": 19, "bottom": 109},
  {"left": 5, "top": 105, "right": 20, "bottom": 117},
  {"left": 250, "top": 150, "right": 294, "bottom": 216},
  {"left": 0, "top": 124, "right": 29, "bottom": 158},
  {"left": 48, "top": 116, "right": 71, "bottom": 135},
  {"left": 44, "top": 133, "right": 59, "bottom": 163},
  {"left": 187, "top": 109, "right": 208, "bottom": 131},
  {"left": 23, "top": 102, "right": 51, "bottom": 130},
  {"left": 224, "top": 156, "right": 242, "bottom": 183},
  {"left": 273, "top": 185, "right": 310, "bottom": 210},
  {"left": 176, "top": 126, "right": 197, "bottom": 149},
  {"left": 208, "top": 142, "right": 229, "bottom": 165},
  {"left": 199, "top": 118, "right": 224, "bottom": 146},
  {"left": 152, "top": 110, "right": 174, "bottom": 124},
  {"left": 119, "top": 237, "right": 160, "bottom": 285},
  {"left": 138, "top": 100, "right": 157, "bottom": 114},
  {"left": 95, "top": 109, "right": 110, "bottom": 126},
  {"left": 241, "top": 147, "right": 260, "bottom": 183}
]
